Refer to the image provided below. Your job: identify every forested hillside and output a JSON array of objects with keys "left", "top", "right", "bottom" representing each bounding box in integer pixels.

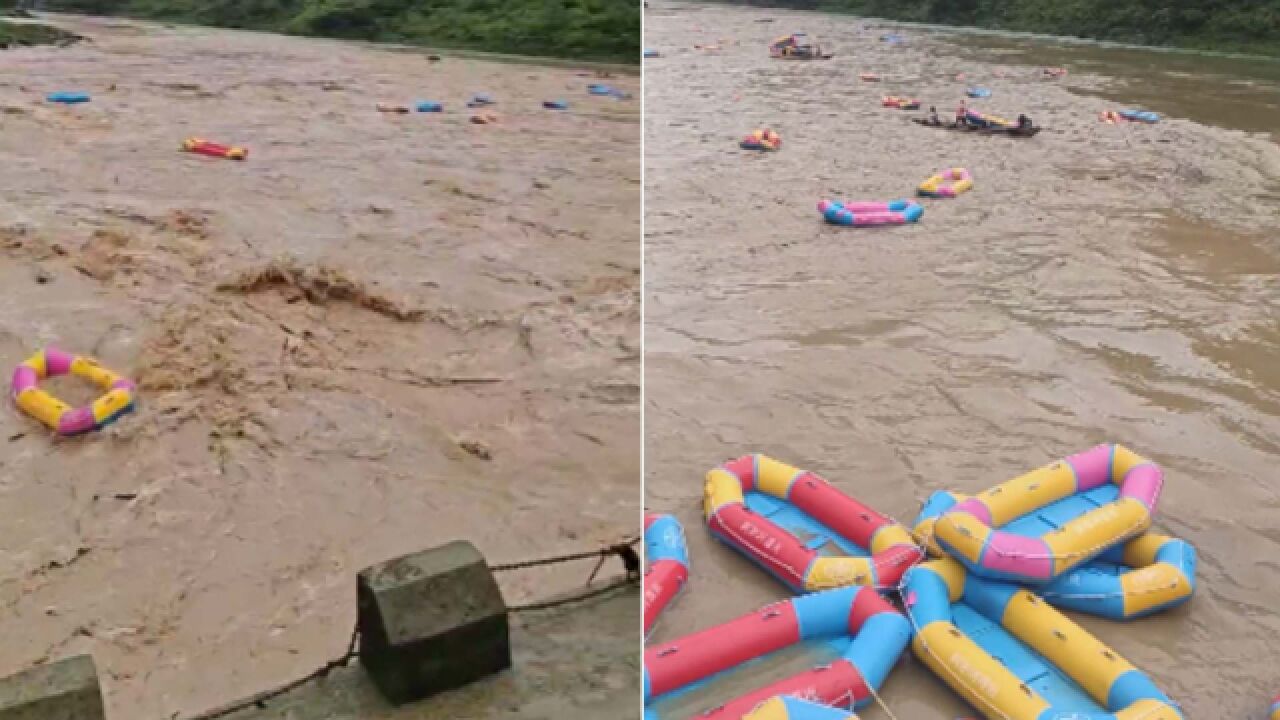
[
  {"left": 1, "top": 0, "right": 639, "bottom": 61},
  {"left": 728, "top": 0, "right": 1280, "bottom": 56}
]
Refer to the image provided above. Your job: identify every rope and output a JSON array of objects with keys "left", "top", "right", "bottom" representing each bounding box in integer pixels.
[
  {"left": 184, "top": 624, "right": 360, "bottom": 720},
  {"left": 180, "top": 537, "right": 639, "bottom": 719},
  {"left": 863, "top": 676, "right": 903, "bottom": 720}
]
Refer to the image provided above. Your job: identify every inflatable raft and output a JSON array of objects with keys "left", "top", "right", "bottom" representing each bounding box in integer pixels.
[
  {"left": 919, "top": 444, "right": 1163, "bottom": 585},
  {"left": 645, "top": 513, "right": 690, "bottom": 635},
  {"left": 819, "top": 199, "right": 923, "bottom": 227},
  {"left": 184, "top": 137, "right": 247, "bottom": 160},
  {"left": 1120, "top": 109, "right": 1160, "bottom": 123},
  {"left": 916, "top": 491, "right": 1195, "bottom": 619},
  {"left": 881, "top": 96, "right": 920, "bottom": 110},
  {"left": 917, "top": 168, "right": 973, "bottom": 198},
  {"left": 11, "top": 347, "right": 135, "bottom": 436},
  {"left": 742, "top": 697, "right": 858, "bottom": 719},
  {"left": 769, "top": 33, "right": 832, "bottom": 59},
  {"left": 966, "top": 87, "right": 992, "bottom": 98},
  {"left": 645, "top": 585, "right": 910, "bottom": 717},
  {"left": 904, "top": 558, "right": 1183, "bottom": 720},
  {"left": 46, "top": 91, "right": 90, "bottom": 105},
  {"left": 912, "top": 118, "right": 1040, "bottom": 137},
  {"left": 741, "top": 128, "right": 781, "bottom": 151},
  {"left": 704, "top": 455, "right": 922, "bottom": 593}
]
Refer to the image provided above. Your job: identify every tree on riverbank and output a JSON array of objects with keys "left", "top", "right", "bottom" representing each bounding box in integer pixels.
[
  {"left": 725, "top": 0, "right": 1280, "bottom": 56},
  {"left": 0, "top": 0, "right": 639, "bottom": 61}
]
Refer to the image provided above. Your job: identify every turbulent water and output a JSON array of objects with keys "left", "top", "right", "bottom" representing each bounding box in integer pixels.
[
  {"left": 644, "top": 4, "right": 1280, "bottom": 719},
  {"left": 0, "top": 15, "right": 638, "bottom": 719}
]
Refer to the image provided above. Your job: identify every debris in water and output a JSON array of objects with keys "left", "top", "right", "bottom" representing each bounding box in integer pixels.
[{"left": 218, "top": 258, "right": 425, "bottom": 321}]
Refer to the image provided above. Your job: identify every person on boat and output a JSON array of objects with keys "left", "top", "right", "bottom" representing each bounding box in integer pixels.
[
  {"left": 927, "top": 106, "right": 941, "bottom": 126},
  {"left": 955, "top": 101, "right": 967, "bottom": 127},
  {"left": 1017, "top": 113, "right": 1033, "bottom": 130}
]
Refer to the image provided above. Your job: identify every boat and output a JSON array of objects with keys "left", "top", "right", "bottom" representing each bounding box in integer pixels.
[
  {"left": 769, "top": 33, "right": 833, "bottom": 59},
  {"left": 644, "top": 513, "right": 690, "bottom": 634},
  {"left": 704, "top": 455, "right": 922, "bottom": 593},
  {"left": 915, "top": 490, "right": 1195, "bottom": 619},
  {"left": 904, "top": 558, "right": 1184, "bottom": 720},
  {"left": 644, "top": 585, "right": 910, "bottom": 718},
  {"left": 910, "top": 118, "right": 1040, "bottom": 137},
  {"left": 918, "top": 444, "right": 1164, "bottom": 585}
]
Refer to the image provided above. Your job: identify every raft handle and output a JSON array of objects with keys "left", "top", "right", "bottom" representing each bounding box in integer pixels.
[
  {"left": 1102, "top": 650, "right": 1116, "bottom": 661},
  {"left": 1053, "top": 629, "right": 1067, "bottom": 640}
]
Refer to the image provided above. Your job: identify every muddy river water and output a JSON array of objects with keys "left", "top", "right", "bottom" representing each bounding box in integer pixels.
[
  {"left": 1, "top": 14, "right": 638, "bottom": 719},
  {"left": 644, "top": 4, "right": 1280, "bottom": 718}
]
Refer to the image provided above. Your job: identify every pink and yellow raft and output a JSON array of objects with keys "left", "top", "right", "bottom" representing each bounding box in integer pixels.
[
  {"left": 11, "top": 347, "right": 136, "bottom": 436},
  {"left": 918, "top": 444, "right": 1164, "bottom": 585}
]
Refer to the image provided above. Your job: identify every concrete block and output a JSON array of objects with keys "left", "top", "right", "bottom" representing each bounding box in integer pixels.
[
  {"left": 358, "top": 540, "right": 510, "bottom": 705},
  {"left": 0, "top": 655, "right": 106, "bottom": 720}
]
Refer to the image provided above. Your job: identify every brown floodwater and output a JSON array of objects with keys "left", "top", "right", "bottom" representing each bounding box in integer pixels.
[
  {"left": 0, "top": 14, "right": 638, "bottom": 719},
  {"left": 644, "top": 3, "right": 1280, "bottom": 719}
]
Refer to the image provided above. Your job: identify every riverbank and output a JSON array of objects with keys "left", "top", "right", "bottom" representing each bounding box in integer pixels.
[
  {"left": 0, "top": 17, "right": 80, "bottom": 46},
  {"left": 1, "top": 14, "right": 638, "bottom": 719},
  {"left": 718, "top": 0, "right": 1280, "bottom": 58},
  {"left": 18, "top": 0, "right": 640, "bottom": 62},
  {"left": 645, "top": 2, "right": 1280, "bottom": 718}
]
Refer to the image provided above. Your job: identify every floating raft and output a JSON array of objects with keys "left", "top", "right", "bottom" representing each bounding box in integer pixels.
[
  {"left": 644, "top": 513, "right": 689, "bottom": 635},
  {"left": 915, "top": 490, "right": 1195, "bottom": 620},
  {"left": 904, "top": 558, "right": 1183, "bottom": 720},
  {"left": 919, "top": 444, "right": 1163, "bottom": 585},
  {"left": 644, "top": 586, "right": 910, "bottom": 718},
  {"left": 704, "top": 455, "right": 922, "bottom": 593},
  {"left": 911, "top": 118, "right": 1040, "bottom": 137}
]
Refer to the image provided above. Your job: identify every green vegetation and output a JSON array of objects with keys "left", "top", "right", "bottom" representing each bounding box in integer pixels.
[
  {"left": 3, "top": 0, "right": 639, "bottom": 61},
  {"left": 0, "top": 18, "right": 81, "bottom": 47},
  {"left": 732, "top": 0, "right": 1280, "bottom": 56}
]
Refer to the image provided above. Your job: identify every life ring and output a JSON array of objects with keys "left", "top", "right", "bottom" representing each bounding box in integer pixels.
[
  {"left": 704, "top": 455, "right": 922, "bottom": 592},
  {"left": 740, "top": 128, "right": 781, "bottom": 151},
  {"left": 917, "top": 168, "right": 973, "bottom": 198},
  {"left": 644, "top": 513, "right": 689, "bottom": 635},
  {"left": 924, "top": 444, "right": 1163, "bottom": 585},
  {"left": 819, "top": 199, "right": 923, "bottom": 227},
  {"left": 11, "top": 347, "right": 135, "bottom": 436},
  {"left": 881, "top": 96, "right": 919, "bottom": 110},
  {"left": 183, "top": 137, "right": 247, "bottom": 160}
]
